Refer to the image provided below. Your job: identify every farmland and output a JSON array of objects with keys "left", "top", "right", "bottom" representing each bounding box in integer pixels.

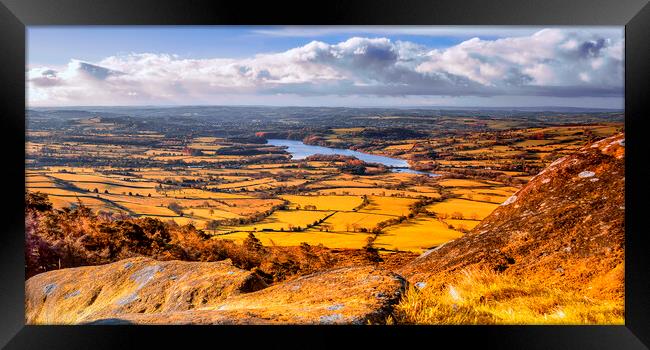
[{"left": 26, "top": 106, "right": 623, "bottom": 253}]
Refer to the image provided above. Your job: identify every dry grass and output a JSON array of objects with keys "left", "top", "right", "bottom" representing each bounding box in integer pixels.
[{"left": 393, "top": 268, "right": 624, "bottom": 325}]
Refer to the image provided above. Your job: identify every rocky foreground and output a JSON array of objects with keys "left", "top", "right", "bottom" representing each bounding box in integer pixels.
[
  {"left": 26, "top": 257, "right": 407, "bottom": 324},
  {"left": 25, "top": 133, "right": 625, "bottom": 324}
]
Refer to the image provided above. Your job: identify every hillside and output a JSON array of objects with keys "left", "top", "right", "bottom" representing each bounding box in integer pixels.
[
  {"left": 400, "top": 133, "right": 624, "bottom": 292},
  {"left": 395, "top": 133, "right": 625, "bottom": 324}
]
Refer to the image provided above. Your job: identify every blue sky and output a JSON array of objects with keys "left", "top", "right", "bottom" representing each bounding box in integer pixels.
[
  {"left": 28, "top": 26, "right": 516, "bottom": 65},
  {"left": 27, "top": 26, "right": 624, "bottom": 108}
]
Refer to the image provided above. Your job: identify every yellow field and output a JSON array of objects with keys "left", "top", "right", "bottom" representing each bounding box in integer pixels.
[
  {"left": 73, "top": 182, "right": 159, "bottom": 197},
  {"left": 224, "top": 210, "right": 334, "bottom": 232},
  {"left": 443, "top": 219, "right": 481, "bottom": 231},
  {"left": 374, "top": 216, "right": 464, "bottom": 252},
  {"left": 182, "top": 207, "right": 242, "bottom": 220},
  {"left": 427, "top": 198, "right": 499, "bottom": 220},
  {"left": 320, "top": 211, "right": 392, "bottom": 232},
  {"left": 47, "top": 195, "right": 109, "bottom": 211},
  {"left": 451, "top": 188, "right": 516, "bottom": 203},
  {"left": 358, "top": 196, "right": 418, "bottom": 216},
  {"left": 214, "top": 178, "right": 275, "bottom": 189},
  {"left": 280, "top": 195, "right": 363, "bottom": 211},
  {"left": 217, "top": 230, "right": 372, "bottom": 249},
  {"left": 316, "top": 187, "right": 438, "bottom": 198},
  {"left": 142, "top": 215, "right": 207, "bottom": 228},
  {"left": 332, "top": 127, "right": 364, "bottom": 134},
  {"left": 309, "top": 179, "right": 375, "bottom": 188},
  {"left": 114, "top": 201, "right": 177, "bottom": 216},
  {"left": 385, "top": 144, "right": 415, "bottom": 151},
  {"left": 513, "top": 139, "right": 555, "bottom": 148},
  {"left": 438, "top": 179, "right": 492, "bottom": 188},
  {"left": 25, "top": 175, "right": 53, "bottom": 183},
  {"left": 161, "top": 188, "right": 252, "bottom": 199}
]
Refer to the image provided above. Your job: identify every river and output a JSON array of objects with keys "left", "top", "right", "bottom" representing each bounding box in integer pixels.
[{"left": 266, "top": 139, "right": 437, "bottom": 176}]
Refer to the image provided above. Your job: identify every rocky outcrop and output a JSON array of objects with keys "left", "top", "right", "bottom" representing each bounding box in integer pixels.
[
  {"left": 26, "top": 257, "right": 267, "bottom": 324},
  {"left": 26, "top": 259, "right": 407, "bottom": 325},
  {"left": 400, "top": 133, "right": 625, "bottom": 298}
]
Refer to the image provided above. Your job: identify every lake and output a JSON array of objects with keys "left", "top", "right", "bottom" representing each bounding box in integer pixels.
[{"left": 266, "top": 139, "right": 437, "bottom": 176}]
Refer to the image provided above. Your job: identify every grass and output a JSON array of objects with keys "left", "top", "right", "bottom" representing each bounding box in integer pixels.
[{"left": 393, "top": 268, "right": 624, "bottom": 325}]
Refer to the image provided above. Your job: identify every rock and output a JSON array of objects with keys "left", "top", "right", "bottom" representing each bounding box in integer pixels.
[
  {"left": 87, "top": 266, "right": 407, "bottom": 325},
  {"left": 26, "top": 257, "right": 268, "bottom": 324},
  {"left": 27, "top": 260, "right": 407, "bottom": 325},
  {"left": 399, "top": 133, "right": 625, "bottom": 299}
]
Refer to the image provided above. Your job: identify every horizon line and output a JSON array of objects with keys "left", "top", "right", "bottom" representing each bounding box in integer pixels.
[{"left": 27, "top": 104, "right": 625, "bottom": 111}]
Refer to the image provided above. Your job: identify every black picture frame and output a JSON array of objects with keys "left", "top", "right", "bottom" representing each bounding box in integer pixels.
[{"left": 1, "top": 0, "right": 649, "bottom": 348}]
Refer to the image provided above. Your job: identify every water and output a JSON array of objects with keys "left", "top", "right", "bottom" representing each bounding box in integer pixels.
[{"left": 266, "top": 139, "right": 437, "bottom": 176}]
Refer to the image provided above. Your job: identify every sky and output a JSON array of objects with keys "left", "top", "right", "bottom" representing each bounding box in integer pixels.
[{"left": 27, "top": 26, "right": 624, "bottom": 108}]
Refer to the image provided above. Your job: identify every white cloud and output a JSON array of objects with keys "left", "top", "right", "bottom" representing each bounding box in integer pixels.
[{"left": 27, "top": 28, "right": 623, "bottom": 106}]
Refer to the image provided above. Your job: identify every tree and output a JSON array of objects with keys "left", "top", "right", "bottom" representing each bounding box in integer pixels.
[
  {"left": 168, "top": 201, "right": 183, "bottom": 215},
  {"left": 363, "top": 236, "right": 382, "bottom": 263},
  {"left": 451, "top": 211, "right": 464, "bottom": 220},
  {"left": 205, "top": 220, "right": 219, "bottom": 233},
  {"left": 26, "top": 192, "right": 53, "bottom": 212},
  {"left": 243, "top": 233, "right": 264, "bottom": 252}
]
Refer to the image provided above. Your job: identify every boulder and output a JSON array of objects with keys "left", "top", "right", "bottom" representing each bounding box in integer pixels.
[
  {"left": 27, "top": 259, "right": 407, "bottom": 325},
  {"left": 26, "top": 257, "right": 267, "bottom": 324}
]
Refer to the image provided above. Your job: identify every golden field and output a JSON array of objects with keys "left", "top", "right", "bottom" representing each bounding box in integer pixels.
[{"left": 26, "top": 122, "right": 621, "bottom": 253}]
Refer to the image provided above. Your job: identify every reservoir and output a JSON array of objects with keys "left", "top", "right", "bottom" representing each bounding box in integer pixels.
[{"left": 266, "top": 139, "right": 437, "bottom": 176}]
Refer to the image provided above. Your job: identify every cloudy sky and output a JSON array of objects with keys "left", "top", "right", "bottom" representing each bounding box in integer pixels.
[{"left": 27, "top": 26, "right": 624, "bottom": 108}]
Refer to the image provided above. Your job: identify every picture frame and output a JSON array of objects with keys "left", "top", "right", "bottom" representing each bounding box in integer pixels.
[{"left": 1, "top": 0, "right": 649, "bottom": 348}]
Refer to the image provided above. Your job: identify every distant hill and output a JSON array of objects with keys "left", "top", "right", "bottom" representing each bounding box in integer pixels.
[{"left": 27, "top": 105, "right": 624, "bottom": 120}]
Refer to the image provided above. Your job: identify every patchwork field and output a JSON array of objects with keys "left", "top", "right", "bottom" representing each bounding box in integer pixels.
[{"left": 26, "top": 111, "right": 622, "bottom": 253}]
